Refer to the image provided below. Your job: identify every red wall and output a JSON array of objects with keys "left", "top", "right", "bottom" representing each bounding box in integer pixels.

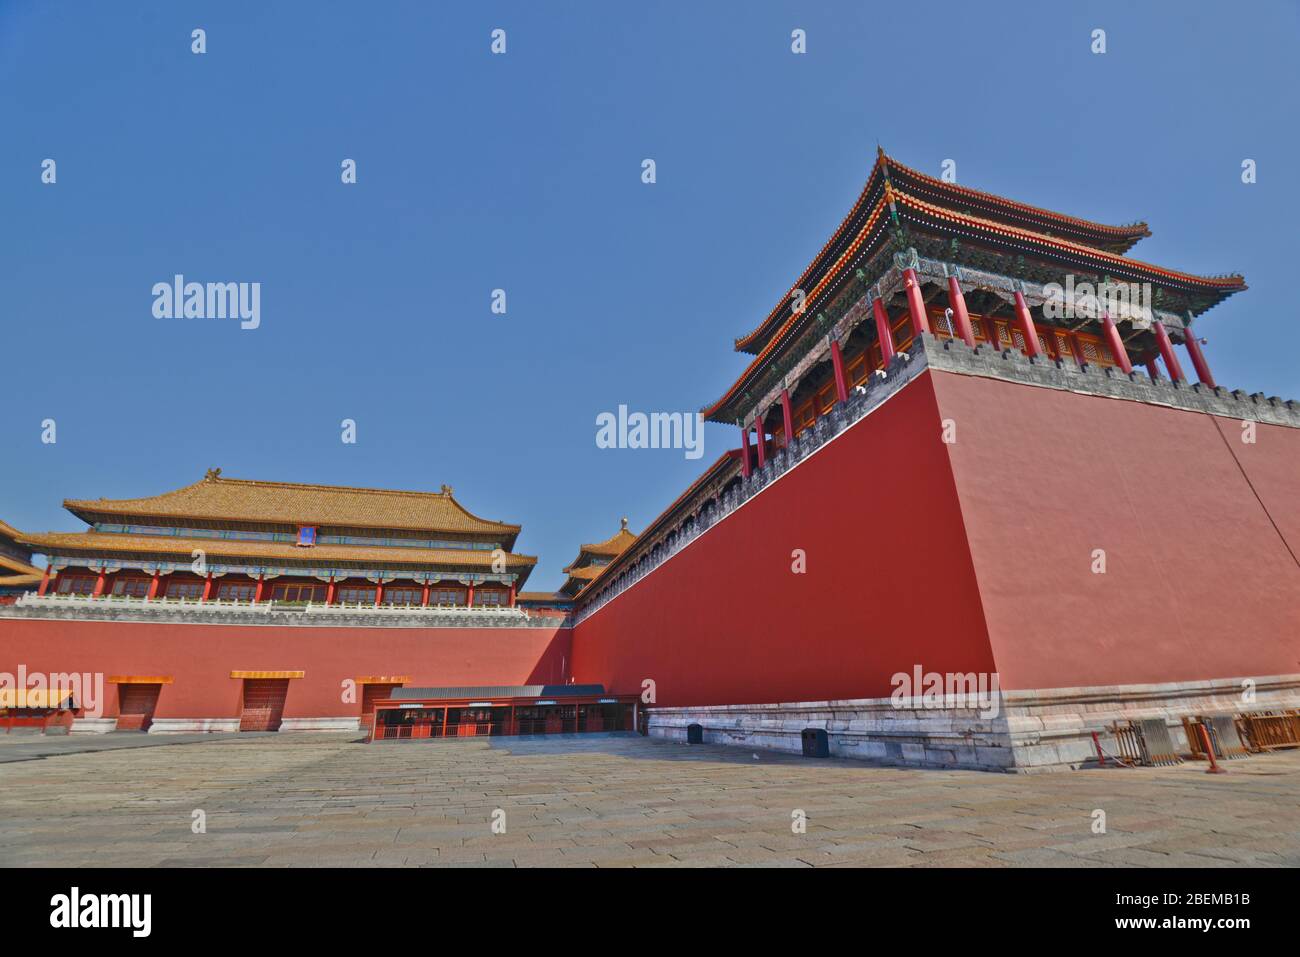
[
  {"left": 930, "top": 371, "right": 1300, "bottom": 690},
  {"left": 571, "top": 372, "right": 998, "bottom": 706},
  {"left": 0, "top": 619, "right": 570, "bottom": 719}
]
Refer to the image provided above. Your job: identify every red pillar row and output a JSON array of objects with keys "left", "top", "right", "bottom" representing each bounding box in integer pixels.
[
  {"left": 1101, "top": 314, "right": 1133, "bottom": 374},
  {"left": 755, "top": 415, "right": 767, "bottom": 468},
  {"left": 872, "top": 298, "right": 896, "bottom": 365},
  {"left": 1183, "top": 329, "right": 1216, "bottom": 388},
  {"left": 830, "top": 340, "right": 849, "bottom": 404},
  {"left": 739, "top": 423, "right": 752, "bottom": 478},
  {"left": 780, "top": 389, "right": 794, "bottom": 447},
  {"left": 1013, "top": 291, "right": 1044, "bottom": 359},
  {"left": 903, "top": 268, "right": 931, "bottom": 336},
  {"left": 946, "top": 275, "right": 976, "bottom": 347},
  {"left": 1153, "top": 321, "right": 1186, "bottom": 383}
]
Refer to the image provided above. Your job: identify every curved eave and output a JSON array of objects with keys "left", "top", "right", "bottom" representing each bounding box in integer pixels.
[
  {"left": 733, "top": 151, "right": 1155, "bottom": 356},
  {"left": 705, "top": 194, "right": 1243, "bottom": 423},
  {"left": 18, "top": 530, "right": 538, "bottom": 573}
]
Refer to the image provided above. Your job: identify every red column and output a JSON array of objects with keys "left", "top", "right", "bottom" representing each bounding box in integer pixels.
[
  {"left": 830, "top": 341, "right": 849, "bottom": 404},
  {"left": 466, "top": 584, "right": 475, "bottom": 608},
  {"left": 254, "top": 575, "right": 265, "bottom": 603},
  {"left": 92, "top": 570, "right": 106, "bottom": 597},
  {"left": 739, "top": 423, "right": 752, "bottom": 478},
  {"left": 38, "top": 566, "right": 51, "bottom": 596},
  {"left": 1101, "top": 314, "right": 1133, "bottom": 374},
  {"left": 200, "top": 572, "right": 213, "bottom": 602},
  {"left": 1067, "top": 333, "right": 1087, "bottom": 369},
  {"left": 1013, "top": 291, "right": 1044, "bottom": 359},
  {"left": 780, "top": 389, "right": 795, "bottom": 446},
  {"left": 1146, "top": 358, "right": 1161, "bottom": 381},
  {"left": 1153, "top": 321, "right": 1186, "bottom": 382},
  {"left": 508, "top": 582, "right": 517, "bottom": 607},
  {"left": 1183, "top": 330, "right": 1216, "bottom": 388},
  {"left": 421, "top": 581, "right": 430, "bottom": 607},
  {"left": 326, "top": 577, "right": 336, "bottom": 605},
  {"left": 946, "top": 276, "right": 976, "bottom": 347},
  {"left": 872, "top": 298, "right": 896, "bottom": 365},
  {"left": 754, "top": 416, "right": 766, "bottom": 468},
  {"left": 375, "top": 582, "right": 384, "bottom": 607},
  {"left": 147, "top": 571, "right": 161, "bottom": 600},
  {"left": 903, "top": 269, "right": 931, "bottom": 336}
]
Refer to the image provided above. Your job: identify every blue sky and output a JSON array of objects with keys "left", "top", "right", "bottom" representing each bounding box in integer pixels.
[{"left": 3, "top": 1, "right": 1297, "bottom": 588}]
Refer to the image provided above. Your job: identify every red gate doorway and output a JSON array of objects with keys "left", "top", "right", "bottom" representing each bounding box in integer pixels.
[
  {"left": 239, "top": 679, "right": 289, "bottom": 732},
  {"left": 115, "top": 683, "right": 162, "bottom": 732}
]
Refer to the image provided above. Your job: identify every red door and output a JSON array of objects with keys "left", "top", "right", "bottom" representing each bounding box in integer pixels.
[
  {"left": 360, "top": 684, "right": 399, "bottom": 730},
  {"left": 115, "top": 684, "right": 162, "bottom": 732},
  {"left": 239, "top": 679, "right": 289, "bottom": 732}
]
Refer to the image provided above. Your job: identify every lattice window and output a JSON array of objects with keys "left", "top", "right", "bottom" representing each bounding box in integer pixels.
[
  {"left": 112, "top": 578, "right": 151, "bottom": 598},
  {"left": 57, "top": 575, "right": 98, "bottom": 595},
  {"left": 271, "top": 583, "right": 321, "bottom": 602},
  {"left": 217, "top": 582, "right": 257, "bottom": 601},
  {"left": 166, "top": 581, "right": 204, "bottom": 599},
  {"left": 383, "top": 586, "right": 423, "bottom": 606}
]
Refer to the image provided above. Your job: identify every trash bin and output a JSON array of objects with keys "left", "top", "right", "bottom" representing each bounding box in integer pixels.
[
  {"left": 801, "top": 728, "right": 829, "bottom": 758},
  {"left": 686, "top": 723, "right": 704, "bottom": 744}
]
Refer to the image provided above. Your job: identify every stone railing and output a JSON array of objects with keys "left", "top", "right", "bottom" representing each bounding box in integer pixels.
[{"left": 3, "top": 591, "right": 556, "bottom": 629}]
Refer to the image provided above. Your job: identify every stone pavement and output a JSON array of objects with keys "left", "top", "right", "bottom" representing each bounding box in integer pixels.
[{"left": 1, "top": 732, "right": 1297, "bottom": 867}]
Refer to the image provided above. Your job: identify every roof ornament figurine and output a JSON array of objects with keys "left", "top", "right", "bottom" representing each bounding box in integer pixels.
[{"left": 205, "top": 467, "right": 222, "bottom": 481}]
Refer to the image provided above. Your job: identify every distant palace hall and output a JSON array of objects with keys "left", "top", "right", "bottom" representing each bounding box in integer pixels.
[{"left": 20, "top": 470, "right": 537, "bottom": 609}]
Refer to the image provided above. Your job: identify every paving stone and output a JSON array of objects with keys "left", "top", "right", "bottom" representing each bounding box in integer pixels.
[{"left": 1, "top": 733, "right": 1297, "bottom": 867}]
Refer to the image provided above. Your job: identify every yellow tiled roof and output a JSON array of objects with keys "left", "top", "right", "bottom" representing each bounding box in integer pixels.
[
  {"left": 0, "top": 573, "right": 42, "bottom": 586},
  {"left": 63, "top": 472, "right": 520, "bottom": 536},
  {"left": 0, "top": 553, "right": 42, "bottom": 578},
  {"left": 19, "top": 530, "right": 537, "bottom": 570},
  {"left": 579, "top": 522, "right": 638, "bottom": 557}
]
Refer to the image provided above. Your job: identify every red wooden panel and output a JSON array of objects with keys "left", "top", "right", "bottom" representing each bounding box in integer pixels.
[
  {"left": 115, "top": 683, "right": 162, "bottom": 732},
  {"left": 239, "top": 679, "right": 289, "bottom": 732}
]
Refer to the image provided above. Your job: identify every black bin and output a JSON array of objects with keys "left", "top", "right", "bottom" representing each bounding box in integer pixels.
[
  {"left": 801, "top": 728, "right": 829, "bottom": 758},
  {"left": 686, "top": 723, "right": 704, "bottom": 744}
]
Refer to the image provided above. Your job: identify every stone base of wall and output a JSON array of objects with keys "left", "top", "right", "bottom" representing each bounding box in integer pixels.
[
  {"left": 647, "top": 674, "right": 1300, "bottom": 772},
  {"left": 70, "top": 718, "right": 117, "bottom": 734},
  {"left": 278, "top": 717, "right": 361, "bottom": 732},
  {"left": 147, "top": 718, "right": 241, "bottom": 734}
]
